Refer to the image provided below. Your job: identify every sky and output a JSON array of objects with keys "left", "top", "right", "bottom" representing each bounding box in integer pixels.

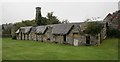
[{"left": 0, "top": 0, "right": 119, "bottom": 25}]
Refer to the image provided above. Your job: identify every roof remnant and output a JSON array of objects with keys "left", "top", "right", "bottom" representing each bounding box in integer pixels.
[
  {"left": 19, "top": 26, "right": 32, "bottom": 34},
  {"left": 52, "top": 24, "right": 74, "bottom": 35},
  {"left": 35, "top": 26, "right": 48, "bottom": 34},
  {"left": 30, "top": 27, "right": 36, "bottom": 33}
]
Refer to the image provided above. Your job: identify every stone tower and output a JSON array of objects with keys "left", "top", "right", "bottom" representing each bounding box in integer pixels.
[{"left": 35, "top": 7, "right": 42, "bottom": 25}]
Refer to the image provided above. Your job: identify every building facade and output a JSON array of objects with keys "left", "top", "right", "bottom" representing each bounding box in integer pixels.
[
  {"left": 15, "top": 23, "right": 106, "bottom": 46},
  {"left": 15, "top": 7, "right": 107, "bottom": 46}
]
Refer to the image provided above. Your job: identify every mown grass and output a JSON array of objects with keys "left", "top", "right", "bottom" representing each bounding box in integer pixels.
[
  {"left": 0, "top": 38, "right": 2, "bottom": 61},
  {"left": 2, "top": 38, "right": 118, "bottom": 60}
]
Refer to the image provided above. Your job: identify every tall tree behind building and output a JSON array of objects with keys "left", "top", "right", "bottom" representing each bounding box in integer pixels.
[{"left": 47, "top": 12, "right": 61, "bottom": 24}]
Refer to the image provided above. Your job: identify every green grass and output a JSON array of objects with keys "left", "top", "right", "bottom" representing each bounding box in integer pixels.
[
  {"left": 0, "top": 38, "right": 2, "bottom": 61},
  {"left": 2, "top": 38, "right": 118, "bottom": 60}
]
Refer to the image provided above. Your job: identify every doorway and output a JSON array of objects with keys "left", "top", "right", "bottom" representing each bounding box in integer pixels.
[
  {"left": 73, "top": 33, "right": 79, "bottom": 46},
  {"left": 21, "top": 33, "right": 22, "bottom": 40},
  {"left": 86, "top": 35, "right": 90, "bottom": 45},
  {"left": 24, "top": 34, "right": 25, "bottom": 40},
  {"left": 63, "top": 35, "right": 66, "bottom": 43}
]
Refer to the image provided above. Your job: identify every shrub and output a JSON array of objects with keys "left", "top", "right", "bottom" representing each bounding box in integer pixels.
[
  {"left": 107, "top": 28, "right": 120, "bottom": 38},
  {"left": 85, "top": 22, "right": 103, "bottom": 35}
]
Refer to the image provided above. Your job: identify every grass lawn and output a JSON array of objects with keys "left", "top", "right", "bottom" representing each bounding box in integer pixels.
[
  {"left": 2, "top": 38, "right": 118, "bottom": 60},
  {"left": 0, "top": 38, "right": 2, "bottom": 61}
]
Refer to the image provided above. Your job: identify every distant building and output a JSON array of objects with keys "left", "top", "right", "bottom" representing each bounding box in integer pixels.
[
  {"left": 2, "top": 23, "right": 13, "bottom": 37},
  {"left": 103, "top": 10, "right": 120, "bottom": 30}
]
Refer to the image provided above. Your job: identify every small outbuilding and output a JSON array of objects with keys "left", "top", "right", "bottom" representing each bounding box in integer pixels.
[
  {"left": 15, "top": 26, "right": 32, "bottom": 40},
  {"left": 52, "top": 24, "right": 86, "bottom": 46},
  {"left": 35, "top": 26, "right": 48, "bottom": 41}
]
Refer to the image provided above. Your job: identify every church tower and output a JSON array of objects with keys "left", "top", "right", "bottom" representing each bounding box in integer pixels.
[{"left": 35, "top": 7, "right": 42, "bottom": 25}]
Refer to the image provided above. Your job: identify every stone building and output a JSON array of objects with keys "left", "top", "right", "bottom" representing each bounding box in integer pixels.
[
  {"left": 52, "top": 24, "right": 74, "bottom": 44},
  {"left": 51, "top": 23, "right": 101, "bottom": 46},
  {"left": 15, "top": 7, "right": 107, "bottom": 46},
  {"left": 15, "top": 22, "right": 106, "bottom": 46},
  {"left": 35, "top": 26, "right": 48, "bottom": 41},
  {"left": 104, "top": 10, "right": 120, "bottom": 30},
  {"left": 35, "top": 25, "right": 54, "bottom": 42},
  {"left": 15, "top": 26, "right": 32, "bottom": 40},
  {"left": 44, "top": 25, "right": 54, "bottom": 42},
  {"left": 29, "top": 27, "right": 36, "bottom": 40}
]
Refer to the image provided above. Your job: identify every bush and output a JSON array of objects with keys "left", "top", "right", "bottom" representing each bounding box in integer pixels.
[
  {"left": 85, "top": 22, "right": 103, "bottom": 35},
  {"left": 107, "top": 28, "right": 120, "bottom": 38},
  {"left": 12, "top": 35, "right": 17, "bottom": 40}
]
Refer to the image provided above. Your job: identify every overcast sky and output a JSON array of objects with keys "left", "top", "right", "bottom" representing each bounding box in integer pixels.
[{"left": 0, "top": 0, "right": 119, "bottom": 25}]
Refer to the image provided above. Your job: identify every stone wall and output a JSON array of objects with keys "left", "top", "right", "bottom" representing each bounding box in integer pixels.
[
  {"left": 54, "top": 35, "right": 64, "bottom": 43},
  {"left": 66, "top": 25, "right": 86, "bottom": 46},
  {"left": 90, "top": 35, "right": 98, "bottom": 45},
  {"left": 22, "top": 33, "right": 25, "bottom": 40},
  {"left": 30, "top": 33, "right": 36, "bottom": 41},
  {"left": 42, "top": 34, "right": 47, "bottom": 41},
  {"left": 29, "top": 33, "right": 32, "bottom": 40},
  {"left": 25, "top": 34, "right": 28, "bottom": 40},
  {"left": 44, "top": 27, "right": 53, "bottom": 42},
  {"left": 79, "top": 35, "right": 86, "bottom": 45},
  {"left": 66, "top": 34, "right": 73, "bottom": 45},
  {"left": 36, "top": 35, "right": 42, "bottom": 41}
]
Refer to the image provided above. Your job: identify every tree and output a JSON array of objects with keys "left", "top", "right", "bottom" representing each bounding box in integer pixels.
[
  {"left": 11, "top": 19, "right": 36, "bottom": 39},
  {"left": 107, "top": 28, "right": 120, "bottom": 38},
  {"left": 61, "top": 19, "right": 69, "bottom": 24},
  {"left": 14, "top": 19, "right": 36, "bottom": 30},
  {"left": 85, "top": 22, "right": 103, "bottom": 35},
  {"left": 2, "top": 23, "right": 13, "bottom": 37},
  {"left": 46, "top": 12, "right": 61, "bottom": 24},
  {"left": 40, "top": 17, "right": 48, "bottom": 25},
  {"left": 22, "top": 20, "right": 36, "bottom": 26}
]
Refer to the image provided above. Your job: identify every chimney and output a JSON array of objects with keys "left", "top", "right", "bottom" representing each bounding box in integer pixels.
[{"left": 35, "top": 7, "right": 42, "bottom": 25}]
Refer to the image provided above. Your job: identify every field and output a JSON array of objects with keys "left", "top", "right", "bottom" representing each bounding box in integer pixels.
[
  {"left": 2, "top": 38, "right": 118, "bottom": 60},
  {"left": 0, "top": 38, "right": 2, "bottom": 61}
]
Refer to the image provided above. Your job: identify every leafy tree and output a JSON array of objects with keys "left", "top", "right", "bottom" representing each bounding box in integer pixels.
[
  {"left": 46, "top": 12, "right": 61, "bottom": 24},
  {"left": 11, "top": 19, "right": 36, "bottom": 39},
  {"left": 22, "top": 20, "right": 36, "bottom": 26},
  {"left": 40, "top": 17, "right": 48, "bottom": 25},
  {"left": 2, "top": 23, "right": 13, "bottom": 37},
  {"left": 107, "top": 28, "right": 120, "bottom": 38},
  {"left": 13, "top": 20, "right": 36, "bottom": 30},
  {"left": 85, "top": 22, "right": 103, "bottom": 35}
]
